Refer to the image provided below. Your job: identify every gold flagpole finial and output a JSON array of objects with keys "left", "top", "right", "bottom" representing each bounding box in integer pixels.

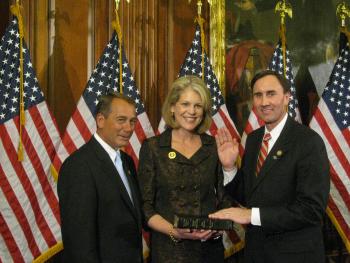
[
  {"left": 275, "top": 0, "right": 292, "bottom": 79},
  {"left": 197, "top": 1, "right": 202, "bottom": 17},
  {"left": 336, "top": 2, "right": 350, "bottom": 28},
  {"left": 188, "top": 0, "right": 212, "bottom": 10},
  {"left": 275, "top": 0, "right": 293, "bottom": 26}
]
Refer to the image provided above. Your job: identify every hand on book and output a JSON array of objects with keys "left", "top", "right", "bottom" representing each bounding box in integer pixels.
[{"left": 209, "top": 207, "right": 252, "bottom": 225}]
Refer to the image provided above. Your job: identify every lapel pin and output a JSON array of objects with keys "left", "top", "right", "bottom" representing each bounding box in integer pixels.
[
  {"left": 273, "top": 150, "right": 283, "bottom": 159},
  {"left": 168, "top": 151, "right": 176, "bottom": 159}
]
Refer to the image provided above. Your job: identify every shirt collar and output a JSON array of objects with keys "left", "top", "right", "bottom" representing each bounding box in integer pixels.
[
  {"left": 94, "top": 133, "right": 119, "bottom": 163},
  {"left": 264, "top": 113, "right": 288, "bottom": 143}
]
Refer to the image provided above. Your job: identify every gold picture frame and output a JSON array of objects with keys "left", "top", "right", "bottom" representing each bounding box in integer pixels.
[{"left": 209, "top": 0, "right": 225, "bottom": 96}]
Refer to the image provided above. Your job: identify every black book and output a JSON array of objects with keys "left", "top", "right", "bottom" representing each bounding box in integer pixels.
[{"left": 173, "top": 215, "right": 235, "bottom": 231}]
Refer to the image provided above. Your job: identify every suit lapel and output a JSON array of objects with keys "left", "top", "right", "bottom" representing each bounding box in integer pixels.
[
  {"left": 90, "top": 137, "right": 139, "bottom": 222},
  {"left": 250, "top": 117, "right": 293, "bottom": 196},
  {"left": 120, "top": 152, "right": 142, "bottom": 223},
  {"left": 244, "top": 128, "right": 264, "bottom": 200}
]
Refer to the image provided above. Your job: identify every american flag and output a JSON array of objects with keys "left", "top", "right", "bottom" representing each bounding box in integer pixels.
[
  {"left": 52, "top": 32, "right": 154, "bottom": 258},
  {"left": 0, "top": 19, "right": 62, "bottom": 262},
  {"left": 240, "top": 42, "right": 301, "bottom": 149},
  {"left": 309, "top": 43, "right": 350, "bottom": 251},
  {"left": 158, "top": 24, "right": 245, "bottom": 257}
]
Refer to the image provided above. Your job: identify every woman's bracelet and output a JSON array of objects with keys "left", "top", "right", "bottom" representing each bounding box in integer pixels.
[{"left": 169, "top": 227, "right": 181, "bottom": 243}]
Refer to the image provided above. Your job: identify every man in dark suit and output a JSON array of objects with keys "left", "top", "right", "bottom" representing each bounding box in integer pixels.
[
  {"left": 211, "top": 70, "right": 330, "bottom": 263},
  {"left": 58, "top": 93, "right": 143, "bottom": 263}
]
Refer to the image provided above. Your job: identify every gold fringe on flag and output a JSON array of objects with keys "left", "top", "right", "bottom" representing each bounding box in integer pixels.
[
  {"left": 50, "top": 164, "right": 59, "bottom": 182},
  {"left": 32, "top": 242, "right": 63, "bottom": 263},
  {"left": 10, "top": 1, "right": 25, "bottom": 161}
]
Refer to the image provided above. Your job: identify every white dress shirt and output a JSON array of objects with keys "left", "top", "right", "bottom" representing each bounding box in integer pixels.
[{"left": 94, "top": 133, "right": 134, "bottom": 203}]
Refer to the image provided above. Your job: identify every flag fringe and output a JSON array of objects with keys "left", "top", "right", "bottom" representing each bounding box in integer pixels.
[
  {"left": 326, "top": 207, "right": 350, "bottom": 253},
  {"left": 32, "top": 242, "right": 63, "bottom": 263},
  {"left": 224, "top": 240, "right": 245, "bottom": 258},
  {"left": 50, "top": 164, "right": 59, "bottom": 182}
]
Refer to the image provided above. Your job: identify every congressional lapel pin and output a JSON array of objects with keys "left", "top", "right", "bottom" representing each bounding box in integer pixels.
[
  {"left": 168, "top": 151, "right": 176, "bottom": 159},
  {"left": 273, "top": 150, "right": 283, "bottom": 160}
]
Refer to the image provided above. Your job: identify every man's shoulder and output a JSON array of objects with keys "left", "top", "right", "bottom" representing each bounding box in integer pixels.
[
  {"left": 61, "top": 138, "right": 95, "bottom": 166},
  {"left": 246, "top": 125, "right": 264, "bottom": 142},
  {"left": 288, "top": 119, "right": 323, "bottom": 142}
]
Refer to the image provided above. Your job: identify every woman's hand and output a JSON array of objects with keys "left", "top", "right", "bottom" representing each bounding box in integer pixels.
[{"left": 173, "top": 228, "right": 217, "bottom": 241}]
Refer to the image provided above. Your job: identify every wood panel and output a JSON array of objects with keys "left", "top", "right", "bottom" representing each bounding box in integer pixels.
[
  {"left": 108, "top": 0, "right": 209, "bottom": 128},
  {"left": 27, "top": 0, "right": 50, "bottom": 96},
  {"left": 0, "top": 1, "right": 10, "bottom": 37},
  {"left": 52, "top": 0, "right": 89, "bottom": 132},
  {"left": 3, "top": 0, "right": 211, "bottom": 132}
]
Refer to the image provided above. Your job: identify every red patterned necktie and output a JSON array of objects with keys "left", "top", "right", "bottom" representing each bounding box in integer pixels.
[{"left": 256, "top": 133, "right": 272, "bottom": 175}]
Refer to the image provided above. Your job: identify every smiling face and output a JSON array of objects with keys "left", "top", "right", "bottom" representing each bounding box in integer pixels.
[
  {"left": 96, "top": 98, "right": 137, "bottom": 149},
  {"left": 252, "top": 75, "right": 290, "bottom": 130},
  {"left": 170, "top": 87, "right": 204, "bottom": 133}
]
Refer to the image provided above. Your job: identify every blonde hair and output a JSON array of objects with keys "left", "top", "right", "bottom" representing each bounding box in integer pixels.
[{"left": 162, "top": 75, "right": 212, "bottom": 134}]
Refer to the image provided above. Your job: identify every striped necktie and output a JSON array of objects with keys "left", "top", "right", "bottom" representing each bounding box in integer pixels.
[{"left": 256, "top": 133, "right": 272, "bottom": 175}]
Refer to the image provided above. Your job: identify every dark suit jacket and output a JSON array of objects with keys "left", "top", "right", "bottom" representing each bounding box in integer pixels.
[
  {"left": 138, "top": 129, "right": 231, "bottom": 263},
  {"left": 227, "top": 117, "right": 330, "bottom": 263},
  {"left": 58, "top": 136, "right": 143, "bottom": 263}
]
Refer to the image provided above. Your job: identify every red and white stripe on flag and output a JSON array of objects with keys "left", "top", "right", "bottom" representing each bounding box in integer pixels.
[
  {"left": 310, "top": 99, "right": 350, "bottom": 251},
  {"left": 0, "top": 17, "right": 62, "bottom": 262},
  {"left": 0, "top": 102, "right": 62, "bottom": 262}
]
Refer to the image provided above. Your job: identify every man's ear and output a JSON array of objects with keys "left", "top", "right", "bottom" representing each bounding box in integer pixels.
[
  {"left": 284, "top": 91, "right": 291, "bottom": 101},
  {"left": 95, "top": 113, "right": 105, "bottom": 129}
]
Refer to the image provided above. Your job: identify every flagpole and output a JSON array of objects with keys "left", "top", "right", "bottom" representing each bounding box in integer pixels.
[
  {"left": 197, "top": 1, "right": 206, "bottom": 80},
  {"left": 113, "top": 0, "right": 130, "bottom": 94},
  {"left": 275, "top": 0, "right": 292, "bottom": 78},
  {"left": 188, "top": 0, "right": 212, "bottom": 80}
]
